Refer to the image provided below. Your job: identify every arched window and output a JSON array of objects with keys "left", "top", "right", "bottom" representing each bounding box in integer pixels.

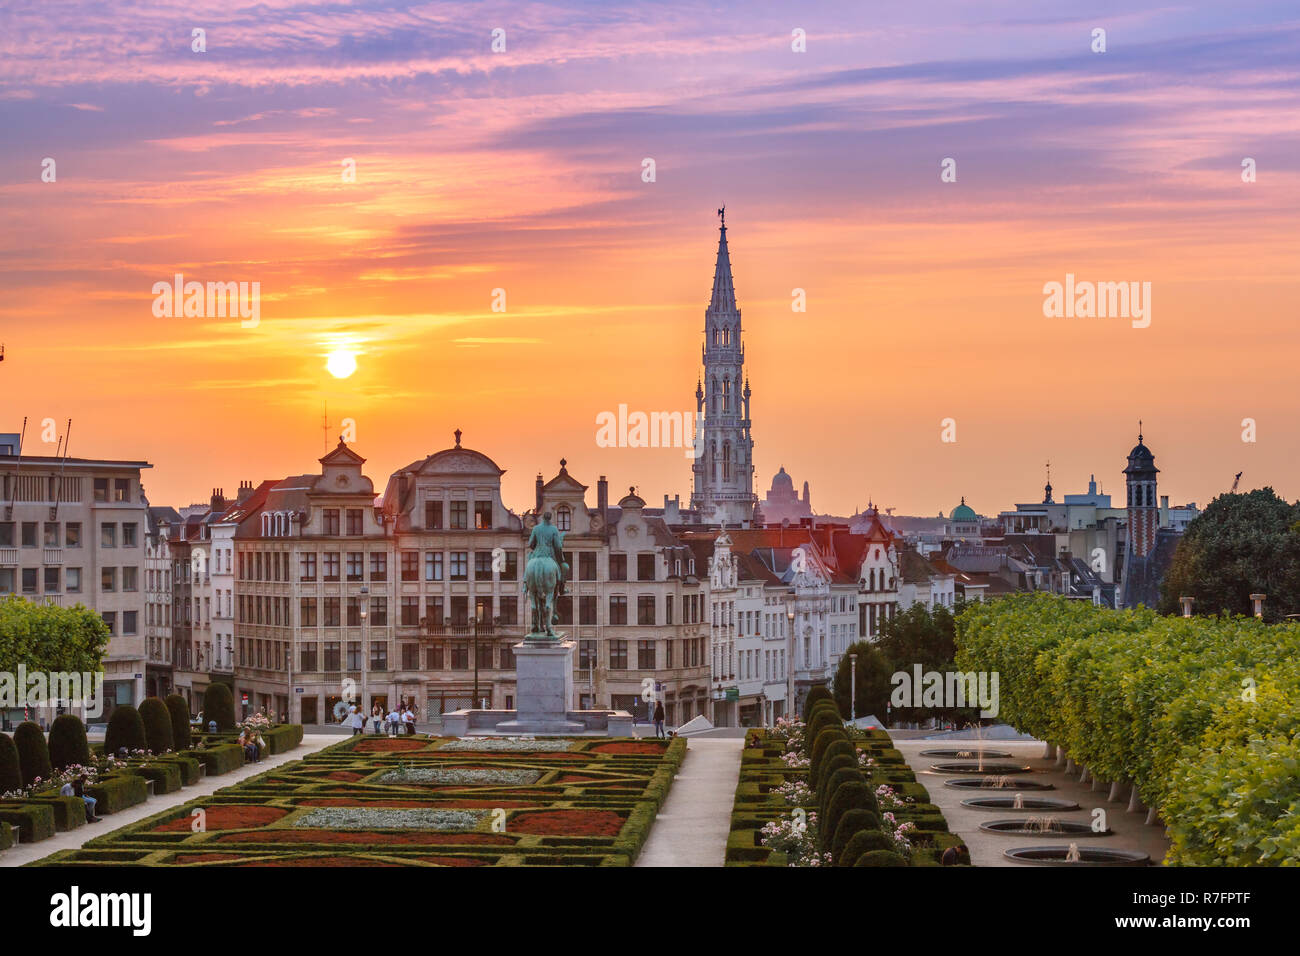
[
  {"left": 722, "top": 440, "right": 732, "bottom": 480},
  {"left": 556, "top": 504, "right": 571, "bottom": 531}
]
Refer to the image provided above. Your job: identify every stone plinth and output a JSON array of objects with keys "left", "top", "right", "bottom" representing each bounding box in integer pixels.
[{"left": 494, "top": 638, "right": 584, "bottom": 734}]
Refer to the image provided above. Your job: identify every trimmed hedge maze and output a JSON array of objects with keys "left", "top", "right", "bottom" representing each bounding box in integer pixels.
[
  {"left": 32, "top": 735, "right": 685, "bottom": 867},
  {"left": 728, "top": 694, "right": 967, "bottom": 866}
]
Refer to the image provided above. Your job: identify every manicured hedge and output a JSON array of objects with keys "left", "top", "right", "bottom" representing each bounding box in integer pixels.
[
  {"left": 0, "top": 733, "right": 21, "bottom": 793},
  {"left": 855, "top": 849, "right": 907, "bottom": 867},
  {"left": 0, "top": 820, "right": 11, "bottom": 851},
  {"left": 49, "top": 714, "right": 91, "bottom": 770},
  {"left": 125, "top": 761, "right": 182, "bottom": 794},
  {"left": 13, "top": 794, "right": 87, "bottom": 831},
  {"left": 957, "top": 593, "right": 1300, "bottom": 865},
  {"left": 14, "top": 722, "right": 53, "bottom": 786},
  {"left": 202, "top": 683, "right": 236, "bottom": 731},
  {"left": 84, "top": 772, "right": 149, "bottom": 814},
  {"left": 104, "top": 705, "right": 147, "bottom": 754},
  {"left": 165, "top": 695, "right": 192, "bottom": 750},
  {"left": 261, "top": 724, "right": 304, "bottom": 755},
  {"left": 139, "top": 697, "right": 175, "bottom": 754},
  {"left": 184, "top": 743, "right": 245, "bottom": 776},
  {"left": 0, "top": 802, "right": 55, "bottom": 842}
]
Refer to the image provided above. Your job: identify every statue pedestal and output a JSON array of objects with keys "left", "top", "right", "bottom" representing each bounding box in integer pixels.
[{"left": 495, "top": 638, "right": 584, "bottom": 734}]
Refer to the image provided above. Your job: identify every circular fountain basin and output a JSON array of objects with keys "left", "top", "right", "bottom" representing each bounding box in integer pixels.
[
  {"left": 929, "top": 762, "right": 1032, "bottom": 775},
  {"left": 1004, "top": 846, "right": 1149, "bottom": 866},
  {"left": 944, "top": 778, "right": 1055, "bottom": 791},
  {"left": 980, "top": 819, "right": 1111, "bottom": 837},
  {"left": 920, "top": 749, "right": 1013, "bottom": 759},
  {"left": 961, "top": 796, "right": 1080, "bottom": 812}
]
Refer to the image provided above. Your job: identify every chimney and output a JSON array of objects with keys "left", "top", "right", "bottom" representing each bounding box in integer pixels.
[
  {"left": 236, "top": 480, "right": 255, "bottom": 504},
  {"left": 535, "top": 473, "right": 544, "bottom": 514},
  {"left": 1160, "top": 495, "right": 1169, "bottom": 528},
  {"left": 210, "top": 487, "right": 226, "bottom": 513},
  {"left": 597, "top": 476, "right": 609, "bottom": 537}
]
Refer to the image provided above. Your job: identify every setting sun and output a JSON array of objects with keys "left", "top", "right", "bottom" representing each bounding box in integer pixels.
[{"left": 325, "top": 349, "right": 358, "bottom": 379}]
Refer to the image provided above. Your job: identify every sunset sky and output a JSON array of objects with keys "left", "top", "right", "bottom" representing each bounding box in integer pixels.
[{"left": 2, "top": 0, "right": 1298, "bottom": 518}]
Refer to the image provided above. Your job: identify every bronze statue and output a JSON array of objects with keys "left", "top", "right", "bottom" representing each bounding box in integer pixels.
[{"left": 524, "top": 511, "right": 568, "bottom": 639}]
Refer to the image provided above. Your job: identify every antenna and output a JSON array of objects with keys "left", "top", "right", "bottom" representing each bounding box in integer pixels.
[
  {"left": 51, "top": 419, "right": 71, "bottom": 521},
  {"left": 321, "top": 401, "right": 332, "bottom": 454},
  {"left": 5, "top": 417, "right": 26, "bottom": 520}
]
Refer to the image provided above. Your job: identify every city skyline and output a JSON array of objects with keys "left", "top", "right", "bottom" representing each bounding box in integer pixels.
[{"left": 2, "top": 0, "right": 1297, "bottom": 515}]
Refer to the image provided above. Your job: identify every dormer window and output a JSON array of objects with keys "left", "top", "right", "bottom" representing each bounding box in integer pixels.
[{"left": 556, "top": 504, "right": 571, "bottom": 532}]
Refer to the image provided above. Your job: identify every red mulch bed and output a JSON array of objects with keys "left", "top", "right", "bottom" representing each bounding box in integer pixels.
[
  {"left": 417, "top": 856, "right": 490, "bottom": 867},
  {"left": 173, "top": 853, "right": 247, "bottom": 864},
  {"left": 239, "top": 856, "right": 403, "bottom": 867},
  {"left": 218, "top": 829, "right": 514, "bottom": 846},
  {"left": 590, "top": 742, "right": 666, "bottom": 755},
  {"left": 508, "top": 809, "right": 626, "bottom": 836},
  {"left": 326, "top": 771, "right": 365, "bottom": 782},
  {"left": 353, "top": 738, "right": 428, "bottom": 752},
  {"left": 152, "top": 805, "right": 288, "bottom": 832},
  {"left": 556, "top": 774, "right": 608, "bottom": 783}
]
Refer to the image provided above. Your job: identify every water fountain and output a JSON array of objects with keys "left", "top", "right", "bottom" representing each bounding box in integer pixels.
[
  {"left": 979, "top": 816, "right": 1111, "bottom": 837},
  {"left": 929, "top": 761, "right": 1031, "bottom": 775},
  {"left": 1003, "top": 844, "right": 1149, "bottom": 865},
  {"left": 945, "top": 776, "right": 1054, "bottom": 791},
  {"left": 961, "top": 795, "right": 1080, "bottom": 811},
  {"left": 919, "top": 749, "right": 1012, "bottom": 760}
]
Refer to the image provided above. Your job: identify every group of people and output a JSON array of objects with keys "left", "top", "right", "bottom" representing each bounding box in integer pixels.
[
  {"left": 340, "top": 700, "right": 419, "bottom": 736},
  {"left": 238, "top": 728, "right": 264, "bottom": 763},
  {"left": 59, "top": 775, "right": 101, "bottom": 823}
]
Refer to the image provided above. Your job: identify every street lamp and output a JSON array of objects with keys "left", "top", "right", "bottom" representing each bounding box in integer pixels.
[
  {"left": 358, "top": 584, "right": 369, "bottom": 716},
  {"left": 472, "top": 605, "right": 484, "bottom": 709},
  {"left": 849, "top": 652, "right": 858, "bottom": 724},
  {"left": 785, "top": 601, "right": 796, "bottom": 719}
]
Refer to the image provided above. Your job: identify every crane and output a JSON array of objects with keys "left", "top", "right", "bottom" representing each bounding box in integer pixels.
[{"left": 1231, "top": 471, "right": 1242, "bottom": 493}]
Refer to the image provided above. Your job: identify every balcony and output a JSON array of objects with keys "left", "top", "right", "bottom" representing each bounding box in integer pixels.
[
  {"left": 0, "top": 548, "right": 17, "bottom": 566},
  {"left": 44, "top": 548, "right": 63, "bottom": 565}
]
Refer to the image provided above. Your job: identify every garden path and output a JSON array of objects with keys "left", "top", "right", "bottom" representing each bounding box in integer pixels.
[{"left": 636, "top": 737, "right": 743, "bottom": 867}]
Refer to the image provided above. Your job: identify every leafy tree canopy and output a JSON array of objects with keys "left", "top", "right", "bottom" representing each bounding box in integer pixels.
[{"left": 0, "top": 595, "right": 109, "bottom": 674}]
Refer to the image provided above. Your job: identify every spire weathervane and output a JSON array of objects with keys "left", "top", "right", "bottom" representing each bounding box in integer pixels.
[{"left": 717, "top": 204, "right": 726, "bottom": 227}]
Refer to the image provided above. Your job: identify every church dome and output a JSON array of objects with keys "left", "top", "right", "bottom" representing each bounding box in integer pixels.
[
  {"left": 949, "top": 497, "right": 977, "bottom": 522},
  {"left": 769, "top": 467, "right": 794, "bottom": 492}
]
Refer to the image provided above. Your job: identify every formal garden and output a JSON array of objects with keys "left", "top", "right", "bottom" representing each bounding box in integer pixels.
[
  {"left": 30, "top": 733, "right": 685, "bottom": 866},
  {"left": 726, "top": 687, "right": 967, "bottom": 866},
  {"left": 1, "top": 683, "right": 301, "bottom": 852},
  {"left": 957, "top": 593, "right": 1300, "bottom": 865}
]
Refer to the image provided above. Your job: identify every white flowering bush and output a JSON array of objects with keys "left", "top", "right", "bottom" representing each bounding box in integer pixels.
[
  {"left": 773, "top": 779, "right": 813, "bottom": 806},
  {"left": 439, "top": 737, "right": 574, "bottom": 753},
  {"left": 780, "top": 750, "right": 809, "bottom": 770},
  {"left": 760, "top": 812, "right": 823, "bottom": 866},
  {"left": 2, "top": 762, "right": 99, "bottom": 799},
  {"left": 294, "top": 807, "right": 486, "bottom": 830}
]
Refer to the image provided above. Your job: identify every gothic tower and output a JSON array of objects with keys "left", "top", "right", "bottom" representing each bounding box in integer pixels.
[
  {"left": 691, "top": 208, "right": 756, "bottom": 526},
  {"left": 1123, "top": 427, "right": 1159, "bottom": 559}
]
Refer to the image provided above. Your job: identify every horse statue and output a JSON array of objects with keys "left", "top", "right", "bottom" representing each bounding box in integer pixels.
[{"left": 523, "top": 511, "right": 568, "bottom": 639}]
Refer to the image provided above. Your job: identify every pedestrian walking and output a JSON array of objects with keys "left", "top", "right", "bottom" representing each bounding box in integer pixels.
[{"left": 653, "top": 700, "right": 665, "bottom": 738}]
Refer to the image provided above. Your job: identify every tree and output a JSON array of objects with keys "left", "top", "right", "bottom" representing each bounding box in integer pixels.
[
  {"left": 1159, "top": 489, "right": 1300, "bottom": 621},
  {"left": 0, "top": 733, "right": 22, "bottom": 793},
  {"left": 165, "top": 694, "right": 191, "bottom": 750},
  {"left": 138, "top": 697, "right": 174, "bottom": 753},
  {"left": 832, "top": 642, "right": 893, "bottom": 723},
  {"left": 48, "top": 714, "right": 91, "bottom": 770},
  {"left": 13, "top": 721, "right": 52, "bottom": 786},
  {"left": 877, "top": 602, "right": 958, "bottom": 674},
  {"left": 202, "top": 683, "right": 236, "bottom": 731},
  {"left": 0, "top": 595, "right": 109, "bottom": 675},
  {"left": 104, "top": 704, "right": 146, "bottom": 754}
]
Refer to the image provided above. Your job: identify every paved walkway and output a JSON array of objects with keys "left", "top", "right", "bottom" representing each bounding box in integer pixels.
[
  {"left": 1, "top": 734, "right": 337, "bottom": 867},
  {"left": 636, "top": 737, "right": 743, "bottom": 867}
]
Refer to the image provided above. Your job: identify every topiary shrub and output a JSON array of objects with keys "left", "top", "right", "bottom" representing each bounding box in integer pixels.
[
  {"left": 830, "top": 808, "right": 882, "bottom": 862},
  {"left": 14, "top": 721, "right": 53, "bottom": 787},
  {"left": 841, "top": 831, "right": 897, "bottom": 866},
  {"left": 0, "top": 733, "right": 22, "bottom": 793},
  {"left": 138, "top": 697, "right": 174, "bottom": 753},
  {"left": 48, "top": 714, "right": 91, "bottom": 770},
  {"left": 814, "top": 739, "right": 857, "bottom": 788},
  {"left": 822, "top": 781, "right": 873, "bottom": 851},
  {"left": 202, "top": 683, "right": 236, "bottom": 731},
  {"left": 815, "top": 753, "right": 857, "bottom": 795},
  {"left": 805, "top": 709, "right": 842, "bottom": 748},
  {"left": 809, "top": 726, "right": 849, "bottom": 780},
  {"left": 104, "top": 705, "right": 147, "bottom": 754},
  {"left": 820, "top": 767, "right": 867, "bottom": 818},
  {"left": 165, "top": 695, "right": 191, "bottom": 750},
  {"left": 802, "top": 685, "right": 835, "bottom": 719},
  {"left": 854, "top": 849, "right": 907, "bottom": 867}
]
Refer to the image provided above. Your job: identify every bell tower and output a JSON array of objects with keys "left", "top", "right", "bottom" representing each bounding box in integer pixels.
[{"left": 1123, "top": 425, "right": 1159, "bottom": 559}]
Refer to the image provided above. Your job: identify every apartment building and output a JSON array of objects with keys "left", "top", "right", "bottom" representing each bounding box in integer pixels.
[{"left": 0, "top": 447, "right": 152, "bottom": 723}]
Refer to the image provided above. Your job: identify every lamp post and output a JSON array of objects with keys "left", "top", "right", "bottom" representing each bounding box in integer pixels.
[
  {"left": 850, "top": 652, "right": 858, "bottom": 724},
  {"left": 785, "top": 601, "right": 796, "bottom": 719},
  {"left": 358, "top": 584, "right": 369, "bottom": 715},
  {"left": 472, "top": 605, "right": 483, "bottom": 709},
  {"left": 1250, "top": 593, "right": 1266, "bottom": 619}
]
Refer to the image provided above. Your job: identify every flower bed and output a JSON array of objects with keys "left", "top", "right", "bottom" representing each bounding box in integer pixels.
[{"left": 33, "top": 734, "right": 686, "bottom": 867}]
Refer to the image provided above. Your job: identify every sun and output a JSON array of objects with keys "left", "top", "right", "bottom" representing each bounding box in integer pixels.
[{"left": 325, "top": 349, "right": 358, "bottom": 379}]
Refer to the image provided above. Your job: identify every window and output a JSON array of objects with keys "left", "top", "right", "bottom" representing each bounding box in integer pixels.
[
  {"left": 44, "top": 567, "right": 60, "bottom": 592},
  {"left": 370, "top": 597, "right": 387, "bottom": 626},
  {"left": 579, "top": 595, "right": 597, "bottom": 625},
  {"left": 579, "top": 640, "right": 597, "bottom": 669},
  {"left": 101, "top": 611, "right": 116, "bottom": 634},
  {"left": 323, "top": 641, "right": 341, "bottom": 671},
  {"left": 122, "top": 566, "right": 138, "bottom": 591},
  {"left": 19, "top": 522, "right": 36, "bottom": 547},
  {"left": 347, "top": 596, "right": 361, "bottom": 627},
  {"left": 346, "top": 641, "right": 362, "bottom": 670},
  {"left": 301, "top": 643, "right": 318, "bottom": 671},
  {"left": 425, "top": 596, "right": 444, "bottom": 626},
  {"left": 93, "top": 478, "right": 109, "bottom": 502},
  {"left": 499, "top": 596, "right": 517, "bottom": 626},
  {"left": 451, "top": 643, "right": 469, "bottom": 669},
  {"left": 450, "top": 501, "right": 468, "bottom": 530},
  {"left": 579, "top": 552, "right": 597, "bottom": 581},
  {"left": 637, "top": 595, "right": 655, "bottom": 625},
  {"left": 474, "top": 501, "right": 492, "bottom": 529},
  {"left": 346, "top": 509, "right": 364, "bottom": 535},
  {"left": 477, "top": 641, "right": 494, "bottom": 670},
  {"left": 300, "top": 597, "right": 318, "bottom": 627},
  {"left": 425, "top": 500, "right": 443, "bottom": 529},
  {"left": 323, "top": 509, "right": 340, "bottom": 535},
  {"left": 300, "top": 552, "right": 317, "bottom": 581},
  {"left": 0, "top": 523, "right": 11, "bottom": 547},
  {"left": 114, "top": 478, "right": 129, "bottom": 502},
  {"left": 369, "top": 552, "right": 387, "bottom": 582},
  {"left": 426, "top": 645, "right": 444, "bottom": 670},
  {"left": 450, "top": 551, "right": 468, "bottom": 581},
  {"left": 609, "top": 595, "right": 628, "bottom": 625},
  {"left": 475, "top": 595, "right": 492, "bottom": 623},
  {"left": 425, "top": 551, "right": 443, "bottom": 581},
  {"left": 44, "top": 522, "right": 59, "bottom": 547},
  {"left": 370, "top": 641, "right": 387, "bottom": 670},
  {"left": 637, "top": 640, "right": 656, "bottom": 670},
  {"left": 123, "top": 611, "right": 138, "bottom": 635},
  {"left": 450, "top": 596, "right": 468, "bottom": 626},
  {"left": 0, "top": 569, "right": 13, "bottom": 594},
  {"left": 21, "top": 568, "right": 37, "bottom": 593},
  {"left": 401, "top": 597, "right": 421, "bottom": 626},
  {"left": 501, "top": 551, "right": 518, "bottom": 581},
  {"left": 609, "top": 553, "right": 627, "bottom": 581},
  {"left": 122, "top": 523, "right": 138, "bottom": 548},
  {"left": 556, "top": 505, "right": 571, "bottom": 531},
  {"left": 501, "top": 643, "right": 515, "bottom": 670},
  {"left": 556, "top": 595, "right": 572, "bottom": 625},
  {"left": 401, "top": 643, "right": 420, "bottom": 670},
  {"left": 665, "top": 595, "right": 674, "bottom": 625},
  {"left": 637, "top": 554, "right": 656, "bottom": 581},
  {"left": 323, "top": 552, "right": 340, "bottom": 582},
  {"left": 474, "top": 551, "right": 493, "bottom": 579},
  {"left": 323, "top": 597, "right": 341, "bottom": 627},
  {"left": 347, "top": 552, "right": 364, "bottom": 582},
  {"left": 401, "top": 551, "right": 419, "bottom": 581},
  {"left": 66, "top": 567, "right": 81, "bottom": 592},
  {"left": 609, "top": 640, "right": 629, "bottom": 670},
  {"left": 101, "top": 567, "right": 116, "bottom": 592}
]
